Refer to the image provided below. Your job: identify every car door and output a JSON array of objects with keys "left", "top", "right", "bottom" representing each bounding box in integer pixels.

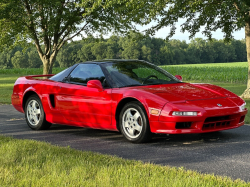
[{"left": 55, "top": 63, "right": 112, "bottom": 128}]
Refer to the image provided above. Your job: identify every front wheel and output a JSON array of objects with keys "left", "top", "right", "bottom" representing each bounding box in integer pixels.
[
  {"left": 25, "top": 95, "right": 51, "bottom": 130},
  {"left": 119, "top": 101, "right": 151, "bottom": 143}
]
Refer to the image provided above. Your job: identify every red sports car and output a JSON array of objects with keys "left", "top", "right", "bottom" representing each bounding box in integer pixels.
[{"left": 12, "top": 60, "right": 247, "bottom": 143}]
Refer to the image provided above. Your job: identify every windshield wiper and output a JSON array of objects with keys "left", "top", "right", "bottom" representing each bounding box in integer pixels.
[
  {"left": 119, "top": 84, "right": 142, "bottom": 88},
  {"left": 145, "top": 81, "right": 182, "bottom": 86}
]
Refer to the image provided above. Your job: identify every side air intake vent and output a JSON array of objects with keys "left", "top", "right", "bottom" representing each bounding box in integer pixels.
[{"left": 49, "top": 94, "right": 55, "bottom": 108}]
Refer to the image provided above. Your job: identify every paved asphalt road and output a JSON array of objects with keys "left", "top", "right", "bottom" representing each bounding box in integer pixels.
[{"left": 1, "top": 105, "right": 250, "bottom": 182}]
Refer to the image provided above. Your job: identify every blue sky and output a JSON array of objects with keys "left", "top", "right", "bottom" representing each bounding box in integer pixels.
[
  {"left": 148, "top": 27, "right": 245, "bottom": 42},
  {"left": 136, "top": 19, "right": 245, "bottom": 42},
  {"left": 77, "top": 19, "right": 245, "bottom": 42}
]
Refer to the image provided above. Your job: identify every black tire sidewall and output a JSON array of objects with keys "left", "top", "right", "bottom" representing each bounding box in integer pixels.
[
  {"left": 119, "top": 101, "right": 151, "bottom": 143},
  {"left": 25, "top": 95, "right": 47, "bottom": 130}
]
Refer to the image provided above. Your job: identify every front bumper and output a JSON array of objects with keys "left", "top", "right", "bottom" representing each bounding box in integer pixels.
[{"left": 149, "top": 108, "right": 248, "bottom": 134}]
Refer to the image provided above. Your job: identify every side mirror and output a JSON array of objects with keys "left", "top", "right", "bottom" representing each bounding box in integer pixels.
[
  {"left": 87, "top": 80, "right": 103, "bottom": 91},
  {"left": 175, "top": 75, "right": 183, "bottom": 81}
]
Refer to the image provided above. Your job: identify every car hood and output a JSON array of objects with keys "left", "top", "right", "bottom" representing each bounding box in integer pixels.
[{"left": 133, "top": 83, "right": 225, "bottom": 102}]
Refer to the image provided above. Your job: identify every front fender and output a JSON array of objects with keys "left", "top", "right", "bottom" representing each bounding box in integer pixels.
[{"left": 115, "top": 88, "right": 168, "bottom": 121}]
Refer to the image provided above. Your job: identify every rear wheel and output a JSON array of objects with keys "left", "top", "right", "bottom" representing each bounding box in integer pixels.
[
  {"left": 119, "top": 101, "right": 151, "bottom": 143},
  {"left": 25, "top": 95, "right": 51, "bottom": 130}
]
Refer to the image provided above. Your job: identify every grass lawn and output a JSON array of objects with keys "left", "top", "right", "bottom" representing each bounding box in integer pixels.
[
  {"left": 0, "top": 135, "right": 249, "bottom": 186},
  {"left": 0, "top": 75, "right": 19, "bottom": 104},
  {"left": 167, "top": 62, "right": 248, "bottom": 67}
]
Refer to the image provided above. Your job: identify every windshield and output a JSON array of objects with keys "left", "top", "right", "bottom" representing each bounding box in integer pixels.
[{"left": 101, "top": 61, "right": 181, "bottom": 88}]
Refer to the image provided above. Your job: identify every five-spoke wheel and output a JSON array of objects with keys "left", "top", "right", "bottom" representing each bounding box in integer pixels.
[
  {"left": 119, "top": 101, "right": 151, "bottom": 143},
  {"left": 26, "top": 99, "right": 41, "bottom": 126},
  {"left": 25, "top": 95, "right": 51, "bottom": 130}
]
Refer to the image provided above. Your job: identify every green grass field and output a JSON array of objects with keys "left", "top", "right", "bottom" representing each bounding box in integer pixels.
[
  {"left": 167, "top": 62, "right": 248, "bottom": 67},
  {"left": 0, "top": 67, "right": 65, "bottom": 75},
  {"left": 0, "top": 75, "right": 19, "bottom": 104},
  {"left": 0, "top": 135, "right": 249, "bottom": 186},
  {"left": 162, "top": 65, "right": 248, "bottom": 83}
]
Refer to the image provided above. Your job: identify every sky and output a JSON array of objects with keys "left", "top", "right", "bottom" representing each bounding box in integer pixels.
[
  {"left": 136, "top": 19, "right": 245, "bottom": 42},
  {"left": 76, "top": 19, "right": 245, "bottom": 42},
  {"left": 145, "top": 26, "right": 245, "bottom": 42}
]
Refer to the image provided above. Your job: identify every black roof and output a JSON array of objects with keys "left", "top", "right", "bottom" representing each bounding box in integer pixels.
[
  {"left": 80, "top": 59, "right": 145, "bottom": 64},
  {"left": 50, "top": 59, "right": 145, "bottom": 82}
]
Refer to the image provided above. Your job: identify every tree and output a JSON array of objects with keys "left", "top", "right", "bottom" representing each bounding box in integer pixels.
[
  {"left": 106, "top": 35, "right": 121, "bottom": 59},
  {"left": 159, "top": 45, "right": 174, "bottom": 65},
  {"left": 0, "top": 49, "right": 10, "bottom": 69},
  {"left": 0, "top": 46, "right": 23, "bottom": 68},
  {"left": 0, "top": 0, "right": 152, "bottom": 74},
  {"left": 91, "top": 42, "right": 108, "bottom": 60},
  {"left": 106, "top": 46, "right": 115, "bottom": 59},
  {"left": 119, "top": 32, "right": 142, "bottom": 59},
  {"left": 169, "top": 40, "right": 187, "bottom": 64},
  {"left": 57, "top": 43, "right": 82, "bottom": 67},
  {"left": 231, "top": 39, "right": 247, "bottom": 62},
  {"left": 146, "top": 0, "right": 250, "bottom": 98},
  {"left": 141, "top": 45, "right": 152, "bottom": 62},
  {"left": 150, "top": 38, "right": 165, "bottom": 65},
  {"left": 27, "top": 48, "right": 43, "bottom": 68},
  {"left": 11, "top": 51, "right": 29, "bottom": 68},
  {"left": 78, "top": 43, "right": 96, "bottom": 62}
]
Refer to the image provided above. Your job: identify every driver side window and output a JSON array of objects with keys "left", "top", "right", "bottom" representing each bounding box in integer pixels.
[{"left": 69, "top": 64, "right": 106, "bottom": 86}]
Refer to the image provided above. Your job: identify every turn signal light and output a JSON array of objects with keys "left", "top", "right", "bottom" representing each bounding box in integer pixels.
[{"left": 150, "top": 109, "right": 160, "bottom": 115}]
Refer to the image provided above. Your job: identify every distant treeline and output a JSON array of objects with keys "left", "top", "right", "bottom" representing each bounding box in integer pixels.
[{"left": 0, "top": 33, "right": 247, "bottom": 69}]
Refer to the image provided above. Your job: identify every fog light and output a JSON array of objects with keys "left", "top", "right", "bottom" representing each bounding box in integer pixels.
[{"left": 172, "top": 111, "right": 198, "bottom": 116}]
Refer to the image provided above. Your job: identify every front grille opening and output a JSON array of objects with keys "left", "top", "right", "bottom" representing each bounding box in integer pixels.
[
  {"left": 176, "top": 122, "right": 192, "bottom": 129},
  {"left": 240, "top": 115, "right": 245, "bottom": 123},
  {"left": 203, "top": 115, "right": 233, "bottom": 130},
  {"left": 205, "top": 115, "right": 230, "bottom": 123}
]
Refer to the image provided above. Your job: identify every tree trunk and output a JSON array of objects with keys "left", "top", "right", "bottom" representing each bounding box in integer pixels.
[
  {"left": 42, "top": 58, "right": 53, "bottom": 75},
  {"left": 41, "top": 51, "right": 58, "bottom": 75},
  {"left": 241, "top": 18, "right": 250, "bottom": 99}
]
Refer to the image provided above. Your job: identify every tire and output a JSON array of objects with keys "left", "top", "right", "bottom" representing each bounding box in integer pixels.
[
  {"left": 119, "top": 101, "right": 151, "bottom": 143},
  {"left": 24, "top": 95, "right": 51, "bottom": 130}
]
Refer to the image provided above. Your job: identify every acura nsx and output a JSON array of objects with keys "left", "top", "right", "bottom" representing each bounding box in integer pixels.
[{"left": 12, "top": 60, "right": 247, "bottom": 143}]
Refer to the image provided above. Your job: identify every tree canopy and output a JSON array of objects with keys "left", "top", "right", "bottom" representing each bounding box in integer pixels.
[
  {"left": 147, "top": 0, "right": 247, "bottom": 40},
  {"left": 0, "top": 35, "right": 246, "bottom": 69},
  {"left": 145, "top": 0, "right": 250, "bottom": 97},
  {"left": 0, "top": 0, "right": 153, "bottom": 74}
]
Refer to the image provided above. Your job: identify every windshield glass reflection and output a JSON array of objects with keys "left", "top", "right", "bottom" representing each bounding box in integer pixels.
[{"left": 102, "top": 61, "right": 181, "bottom": 88}]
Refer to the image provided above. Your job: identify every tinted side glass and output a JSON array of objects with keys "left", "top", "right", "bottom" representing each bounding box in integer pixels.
[
  {"left": 49, "top": 64, "right": 77, "bottom": 82},
  {"left": 68, "top": 64, "right": 105, "bottom": 85}
]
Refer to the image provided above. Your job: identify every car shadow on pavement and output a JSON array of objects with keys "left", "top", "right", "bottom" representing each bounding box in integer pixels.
[{"left": 47, "top": 123, "right": 248, "bottom": 146}]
